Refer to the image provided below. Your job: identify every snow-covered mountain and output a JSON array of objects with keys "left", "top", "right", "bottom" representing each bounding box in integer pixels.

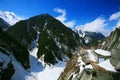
[
  {"left": 0, "top": 11, "right": 23, "bottom": 25},
  {"left": 1, "top": 14, "right": 86, "bottom": 80},
  {"left": 0, "top": 27, "right": 66, "bottom": 80},
  {"left": 75, "top": 29, "right": 105, "bottom": 46},
  {"left": 7, "top": 14, "right": 85, "bottom": 65}
]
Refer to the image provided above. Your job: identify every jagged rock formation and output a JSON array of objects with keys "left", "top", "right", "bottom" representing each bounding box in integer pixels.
[
  {"left": 7, "top": 14, "right": 84, "bottom": 64},
  {"left": 101, "top": 27, "right": 120, "bottom": 71}
]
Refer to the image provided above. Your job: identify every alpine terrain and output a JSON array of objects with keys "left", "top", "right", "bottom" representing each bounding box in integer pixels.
[
  {"left": 58, "top": 27, "right": 120, "bottom": 80},
  {"left": 0, "top": 14, "right": 86, "bottom": 80},
  {"left": 0, "top": 12, "right": 120, "bottom": 80}
]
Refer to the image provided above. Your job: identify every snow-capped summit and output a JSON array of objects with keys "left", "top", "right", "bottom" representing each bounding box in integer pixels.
[{"left": 0, "top": 10, "right": 24, "bottom": 25}]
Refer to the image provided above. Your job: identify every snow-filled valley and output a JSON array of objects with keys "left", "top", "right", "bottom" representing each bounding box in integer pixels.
[
  {"left": 27, "top": 47, "right": 66, "bottom": 80},
  {"left": 1, "top": 47, "right": 66, "bottom": 80}
]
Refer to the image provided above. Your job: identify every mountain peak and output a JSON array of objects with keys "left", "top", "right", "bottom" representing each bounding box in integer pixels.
[
  {"left": 29, "top": 13, "right": 54, "bottom": 20},
  {"left": 7, "top": 14, "right": 83, "bottom": 64}
]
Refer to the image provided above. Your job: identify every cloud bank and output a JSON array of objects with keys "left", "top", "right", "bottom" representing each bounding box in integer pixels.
[
  {"left": 76, "top": 17, "right": 110, "bottom": 36},
  {"left": 109, "top": 11, "right": 120, "bottom": 29},
  {"left": 109, "top": 11, "right": 120, "bottom": 21},
  {"left": 54, "top": 8, "right": 120, "bottom": 36},
  {"left": 76, "top": 11, "right": 120, "bottom": 36}
]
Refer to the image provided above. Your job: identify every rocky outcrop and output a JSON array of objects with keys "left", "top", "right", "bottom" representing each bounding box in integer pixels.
[
  {"left": 101, "top": 28, "right": 120, "bottom": 50},
  {"left": 58, "top": 54, "right": 79, "bottom": 80},
  {"left": 0, "top": 61, "right": 15, "bottom": 80},
  {"left": 77, "top": 69, "right": 120, "bottom": 80},
  {"left": 101, "top": 27, "right": 120, "bottom": 71}
]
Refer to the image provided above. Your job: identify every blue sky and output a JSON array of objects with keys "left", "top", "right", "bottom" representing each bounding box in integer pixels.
[{"left": 0, "top": 0, "right": 120, "bottom": 36}]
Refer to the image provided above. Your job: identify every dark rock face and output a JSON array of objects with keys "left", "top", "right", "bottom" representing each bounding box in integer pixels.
[
  {"left": 7, "top": 14, "right": 84, "bottom": 64},
  {"left": 0, "top": 61, "right": 15, "bottom": 80}
]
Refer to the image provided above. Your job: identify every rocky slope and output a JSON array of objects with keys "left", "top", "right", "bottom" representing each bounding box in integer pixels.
[
  {"left": 7, "top": 14, "right": 85, "bottom": 64},
  {"left": 101, "top": 27, "right": 120, "bottom": 71},
  {"left": 58, "top": 27, "right": 120, "bottom": 80}
]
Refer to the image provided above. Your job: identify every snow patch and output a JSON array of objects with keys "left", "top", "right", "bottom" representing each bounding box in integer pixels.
[
  {"left": 78, "top": 56, "right": 85, "bottom": 72},
  {"left": 85, "top": 64, "right": 93, "bottom": 69},
  {"left": 11, "top": 54, "right": 35, "bottom": 80},
  {"left": 87, "top": 50, "right": 98, "bottom": 62},
  {"left": 95, "top": 49, "right": 111, "bottom": 56},
  {"left": 0, "top": 52, "right": 10, "bottom": 70},
  {"left": 27, "top": 47, "right": 66, "bottom": 80},
  {"left": 98, "top": 59, "right": 116, "bottom": 72}
]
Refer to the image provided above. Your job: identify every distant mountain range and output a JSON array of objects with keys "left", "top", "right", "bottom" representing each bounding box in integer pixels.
[{"left": 75, "top": 29, "right": 105, "bottom": 46}]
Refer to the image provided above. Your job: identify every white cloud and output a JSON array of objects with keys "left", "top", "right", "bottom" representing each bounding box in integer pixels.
[
  {"left": 76, "top": 17, "right": 110, "bottom": 36},
  {"left": 116, "top": 19, "right": 120, "bottom": 27},
  {"left": 113, "top": 19, "right": 120, "bottom": 30},
  {"left": 53, "top": 8, "right": 75, "bottom": 28},
  {"left": 109, "top": 11, "right": 120, "bottom": 30},
  {"left": 109, "top": 11, "right": 120, "bottom": 21},
  {"left": 53, "top": 8, "right": 66, "bottom": 22},
  {"left": 0, "top": 10, "right": 24, "bottom": 25}
]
